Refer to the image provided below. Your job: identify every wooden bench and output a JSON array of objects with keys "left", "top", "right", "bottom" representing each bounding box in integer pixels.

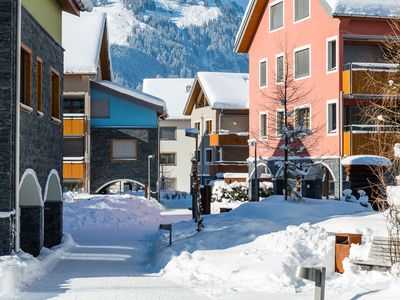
[
  {"left": 352, "top": 236, "right": 400, "bottom": 270},
  {"left": 159, "top": 224, "right": 172, "bottom": 246}
]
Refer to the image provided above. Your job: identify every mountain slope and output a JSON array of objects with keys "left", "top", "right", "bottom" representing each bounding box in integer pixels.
[{"left": 93, "top": 0, "right": 248, "bottom": 88}]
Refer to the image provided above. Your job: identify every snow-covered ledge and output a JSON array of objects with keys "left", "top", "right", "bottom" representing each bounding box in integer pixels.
[
  {"left": 0, "top": 209, "right": 15, "bottom": 219},
  {"left": 341, "top": 155, "right": 392, "bottom": 167}
]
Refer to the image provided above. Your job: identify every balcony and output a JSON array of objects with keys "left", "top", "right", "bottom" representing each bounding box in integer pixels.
[
  {"left": 63, "top": 160, "right": 85, "bottom": 180},
  {"left": 209, "top": 131, "right": 249, "bottom": 147},
  {"left": 343, "top": 125, "right": 400, "bottom": 156},
  {"left": 209, "top": 161, "right": 248, "bottom": 176},
  {"left": 63, "top": 115, "right": 85, "bottom": 136},
  {"left": 342, "top": 63, "right": 400, "bottom": 98}
]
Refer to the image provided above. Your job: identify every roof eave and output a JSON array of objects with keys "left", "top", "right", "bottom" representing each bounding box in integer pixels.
[{"left": 332, "top": 13, "right": 399, "bottom": 20}]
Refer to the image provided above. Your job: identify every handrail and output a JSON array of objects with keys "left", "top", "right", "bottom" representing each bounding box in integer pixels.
[
  {"left": 344, "top": 124, "right": 400, "bottom": 132},
  {"left": 343, "top": 62, "right": 400, "bottom": 72}
]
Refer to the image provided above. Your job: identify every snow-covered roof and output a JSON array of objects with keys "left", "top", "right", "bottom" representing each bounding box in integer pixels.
[
  {"left": 142, "top": 78, "right": 194, "bottom": 120},
  {"left": 63, "top": 12, "right": 108, "bottom": 75},
  {"left": 91, "top": 80, "right": 167, "bottom": 114},
  {"left": 74, "top": 0, "right": 93, "bottom": 12},
  {"left": 184, "top": 72, "right": 249, "bottom": 114},
  {"left": 341, "top": 155, "right": 392, "bottom": 167},
  {"left": 325, "top": 0, "right": 400, "bottom": 18}
]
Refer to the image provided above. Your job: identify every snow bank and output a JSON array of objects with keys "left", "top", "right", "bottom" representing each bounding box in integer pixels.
[
  {"left": 341, "top": 155, "right": 392, "bottom": 167},
  {"left": 158, "top": 196, "right": 378, "bottom": 297},
  {"left": 64, "top": 195, "right": 162, "bottom": 232},
  {"left": 0, "top": 235, "right": 75, "bottom": 298}
]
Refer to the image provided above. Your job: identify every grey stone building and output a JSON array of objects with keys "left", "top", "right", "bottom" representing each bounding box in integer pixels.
[
  {"left": 89, "top": 80, "right": 166, "bottom": 197},
  {"left": 0, "top": 0, "right": 92, "bottom": 256}
]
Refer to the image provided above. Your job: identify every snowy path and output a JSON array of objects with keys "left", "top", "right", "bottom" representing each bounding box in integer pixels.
[{"left": 17, "top": 209, "right": 209, "bottom": 300}]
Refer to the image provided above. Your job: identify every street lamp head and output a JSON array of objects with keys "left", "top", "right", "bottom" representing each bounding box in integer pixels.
[
  {"left": 185, "top": 128, "right": 200, "bottom": 138},
  {"left": 148, "top": 155, "right": 155, "bottom": 159},
  {"left": 247, "top": 138, "right": 257, "bottom": 146}
]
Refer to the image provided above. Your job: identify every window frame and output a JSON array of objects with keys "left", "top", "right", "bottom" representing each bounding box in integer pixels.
[
  {"left": 194, "top": 121, "right": 201, "bottom": 132},
  {"left": 111, "top": 139, "right": 138, "bottom": 162},
  {"left": 293, "top": 0, "right": 310, "bottom": 24},
  {"left": 269, "top": 0, "right": 285, "bottom": 33},
  {"left": 275, "top": 53, "right": 285, "bottom": 84},
  {"left": 276, "top": 109, "right": 285, "bottom": 138},
  {"left": 326, "top": 99, "right": 338, "bottom": 136},
  {"left": 20, "top": 44, "right": 32, "bottom": 109},
  {"left": 294, "top": 104, "right": 312, "bottom": 131},
  {"left": 160, "top": 152, "right": 177, "bottom": 165},
  {"left": 36, "top": 57, "right": 43, "bottom": 114},
  {"left": 326, "top": 36, "right": 338, "bottom": 74},
  {"left": 205, "top": 148, "right": 213, "bottom": 164},
  {"left": 50, "top": 68, "right": 61, "bottom": 121},
  {"left": 160, "top": 126, "right": 177, "bottom": 140},
  {"left": 259, "top": 58, "right": 268, "bottom": 88},
  {"left": 205, "top": 119, "right": 213, "bottom": 134},
  {"left": 293, "top": 44, "right": 312, "bottom": 80},
  {"left": 259, "top": 112, "right": 268, "bottom": 140}
]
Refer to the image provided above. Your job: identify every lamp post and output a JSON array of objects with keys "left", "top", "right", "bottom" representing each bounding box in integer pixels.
[
  {"left": 148, "top": 154, "right": 155, "bottom": 199},
  {"left": 185, "top": 128, "right": 204, "bottom": 231},
  {"left": 248, "top": 139, "right": 259, "bottom": 201}
]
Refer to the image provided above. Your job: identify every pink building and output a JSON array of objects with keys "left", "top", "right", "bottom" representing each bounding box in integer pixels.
[{"left": 235, "top": 0, "right": 400, "bottom": 199}]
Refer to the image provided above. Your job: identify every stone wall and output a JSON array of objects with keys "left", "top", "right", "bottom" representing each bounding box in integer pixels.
[
  {"left": 91, "top": 128, "right": 159, "bottom": 194},
  {"left": 19, "top": 7, "right": 63, "bottom": 188},
  {"left": 0, "top": 0, "right": 17, "bottom": 256}
]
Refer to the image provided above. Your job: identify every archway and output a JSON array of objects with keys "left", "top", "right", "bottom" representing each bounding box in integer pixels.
[
  {"left": 19, "top": 169, "right": 43, "bottom": 256},
  {"left": 43, "top": 170, "right": 63, "bottom": 248},
  {"left": 304, "top": 163, "right": 336, "bottom": 199},
  {"left": 95, "top": 179, "right": 146, "bottom": 195}
]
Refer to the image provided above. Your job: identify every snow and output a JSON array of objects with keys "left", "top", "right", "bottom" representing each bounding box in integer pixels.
[
  {"left": 93, "top": 0, "right": 148, "bottom": 46},
  {"left": 142, "top": 78, "right": 194, "bottom": 119},
  {"left": 62, "top": 12, "right": 106, "bottom": 74},
  {"left": 0, "top": 209, "right": 15, "bottom": 219},
  {"left": 325, "top": 0, "right": 400, "bottom": 18},
  {"left": 216, "top": 172, "right": 248, "bottom": 179},
  {"left": 197, "top": 72, "right": 249, "bottom": 110},
  {"left": 341, "top": 155, "right": 392, "bottom": 167},
  {"left": 92, "top": 80, "right": 167, "bottom": 113},
  {"left": 74, "top": 0, "right": 93, "bottom": 12},
  {"left": 387, "top": 186, "right": 400, "bottom": 206}
]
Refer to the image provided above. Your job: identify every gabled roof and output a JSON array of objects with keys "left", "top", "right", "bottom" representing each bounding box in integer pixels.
[
  {"left": 91, "top": 80, "right": 167, "bottom": 116},
  {"left": 235, "top": 0, "right": 400, "bottom": 53},
  {"left": 142, "top": 78, "right": 194, "bottom": 120},
  {"left": 58, "top": 0, "right": 93, "bottom": 16},
  {"left": 184, "top": 72, "right": 249, "bottom": 116},
  {"left": 63, "top": 12, "right": 112, "bottom": 79}
]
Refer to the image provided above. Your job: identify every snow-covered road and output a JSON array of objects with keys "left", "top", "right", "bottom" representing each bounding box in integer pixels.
[{"left": 16, "top": 199, "right": 207, "bottom": 300}]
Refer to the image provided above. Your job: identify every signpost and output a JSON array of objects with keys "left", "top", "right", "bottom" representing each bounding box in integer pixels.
[{"left": 295, "top": 266, "right": 326, "bottom": 300}]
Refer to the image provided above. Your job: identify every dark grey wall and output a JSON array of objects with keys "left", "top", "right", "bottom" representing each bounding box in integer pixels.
[
  {"left": 0, "top": 0, "right": 17, "bottom": 255},
  {"left": 90, "top": 128, "right": 159, "bottom": 194},
  {"left": 19, "top": 7, "right": 63, "bottom": 188}
]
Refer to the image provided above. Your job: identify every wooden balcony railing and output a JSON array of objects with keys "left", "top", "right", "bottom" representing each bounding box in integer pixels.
[
  {"left": 343, "top": 125, "right": 400, "bottom": 156},
  {"left": 63, "top": 117, "right": 85, "bottom": 136},
  {"left": 63, "top": 161, "right": 85, "bottom": 180},
  {"left": 342, "top": 63, "right": 400, "bottom": 97},
  {"left": 209, "top": 161, "right": 248, "bottom": 176},
  {"left": 209, "top": 132, "right": 249, "bottom": 147}
]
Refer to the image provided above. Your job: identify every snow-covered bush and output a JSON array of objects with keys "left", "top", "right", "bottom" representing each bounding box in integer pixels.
[
  {"left": 259, "top": 181, "right": 274, "bottom": 198},
  {"left": 342, "top": 189, "right": 357, "bottom": 202},
  {"left": 342, "top": 189, "right": 371, "bottom": 208},
  {"left": 211, "top": 180, "right": 248, "bottom": 202}
]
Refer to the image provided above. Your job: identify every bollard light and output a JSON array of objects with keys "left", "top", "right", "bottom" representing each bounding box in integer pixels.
[{"left": 295, "top": 266, "right": 326, "bottom": 300}]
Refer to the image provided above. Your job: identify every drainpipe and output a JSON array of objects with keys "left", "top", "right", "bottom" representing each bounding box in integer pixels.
[
  {"left": 339, "top": 91, "right": 343, "bottom": 200},
  {"left": 15, "top": 0, "right": 22, "bottom": 252}
]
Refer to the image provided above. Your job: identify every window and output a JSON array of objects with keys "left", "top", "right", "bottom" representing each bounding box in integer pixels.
[
  {"left": 160, "top": 127, "right": 177, "bottom": 140},
  {"left": 259, "top": 60, "right": 267, "bottom": 87},
  {"left": 36, "top": 58, "right": 42, "bottom": 112},
  {"left": 327, "top": 101, "right": 337, "bottom": 134},
  {"left": 160, "top": 153, "right": 176, "bottom": 165},
  {"left": 91, "top": 99, "right": 110, "bottom": 118},
  {"left": 205, "top": 120, "right": 212, "bottom": 134},
  {"left": 260, "top": 112, "right": 268, "bottom": 139},
  {"left": 112, "top": 140, "right": 137, "bottom": 161},
  {"left": 295, "top": 106, "right": 311, "bottom": 131},
  {"left": 327, "top": 38, "right": 337, "bottom": 72},
  {"left": 64, "top": 97, "right": 85, "bottom": 114},
  {"left": 294, "top": 0, "right": 309, "bottom": 22},
  {"left": 270, "top": 0, "right": 284, "bottom": 31},
  {"left": 276, "top": 54, "right": 284, "bottom": 83},
  {"left": 20, "top": 45, "right": 32, "bottom": 107},
  {"left": 163, "top": 178, "right": 177, "bottom": 190},
  {"left": 50, "top": 69, "right": 60, "bottom": 119},
  {"left": 63, "top": 138, "right": 84, "bottom": 157},
  {"left": 196, "top": 150, "right": 201, "bottom": 162},
  {"left": 294, "top": 46, "right": 310, "bottom": 79},
  {"left": 205, "top": 149, "right": 213, "bottom": 163},
  {"left": 277, "top": 110, "right": 285, "bottom": 136},
  {"left": 194, "top": 121, "right": 200, "bottom": 131}
]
